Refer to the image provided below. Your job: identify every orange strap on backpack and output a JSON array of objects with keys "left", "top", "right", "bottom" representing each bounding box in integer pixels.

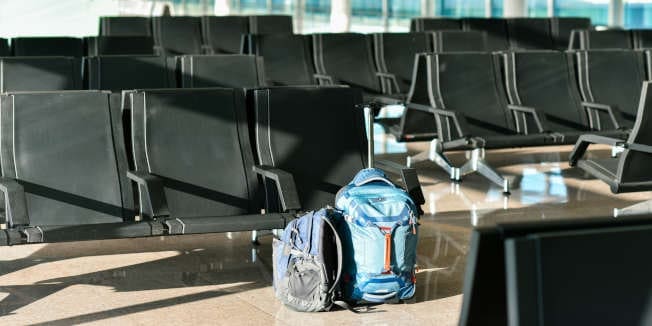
[{"left": 380, "top": 226, "right": 392, "bottom": 273}]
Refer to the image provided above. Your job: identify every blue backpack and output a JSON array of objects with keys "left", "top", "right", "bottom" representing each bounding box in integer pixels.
[
  {"left": 335, "top": 168, "right": 419, "bottom": 303},
  {"left": 272, "top": 208, "right": 345, "bottom": 312}
]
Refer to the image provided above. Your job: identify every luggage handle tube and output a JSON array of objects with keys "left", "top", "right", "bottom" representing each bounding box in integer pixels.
[{"left": 365, "top": 105, "right": 375, "bottom": 169}]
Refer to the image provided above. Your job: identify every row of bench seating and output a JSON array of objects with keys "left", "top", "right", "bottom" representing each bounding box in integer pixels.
[
  {"left": 0, "top": 55, "right": 267, "bottom": 92},
  {"left": 0, "top": 31, "right": 485, "bottom": 109},
  {"left": 0, "top": 15, "right": 293, "bottom": 57},
  {"left": 402, "top": 49, "right": 651, "bottom": 193},
  {"left": 101, "top": 15, "right": 292, "bottom": 55},
  {"left": 0, "top": 86, "right": 423, "bottom": 245},
  {"left": 0, "top": 36, "right": 157, "bottom": 57},
  {"left": 570, "top": 28, "right": 652, "bottom": 50},
  {"left": 410, "top": 17, "right": 591, "bottom": 50}
]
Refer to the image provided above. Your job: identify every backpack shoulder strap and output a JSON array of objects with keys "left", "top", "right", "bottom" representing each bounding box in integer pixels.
[{"left": 320, "top": 215, "right": 342, "bottom": 294}]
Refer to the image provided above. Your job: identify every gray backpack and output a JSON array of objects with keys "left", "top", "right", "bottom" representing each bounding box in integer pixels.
[{"left": 272, "top": 208, "right": 343, "bottom": 312}]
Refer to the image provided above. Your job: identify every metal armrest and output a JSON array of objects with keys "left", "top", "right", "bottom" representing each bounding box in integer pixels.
[
  {"left": 622, "top": 142, "right": 652, "bottom": 154},
  {"left": 314, "top": 74, "right": 334, "bottom": 86},
  {"left": 569, "top": 134, "right": 626, "bottom": 166},
  {"left": 507, "top": 104, "right": 547, "bottom": 134},
  {"left": 153, "top": 45, "right": 164, "bottom": 56},
  {"left": 0, "top": 178, "right": 28, "bottom": 227},
  {"left": 126, "top": 171, "right": 170, "bottom": 219},
  {"left": 406, "top": 103, "right": 469, "bottom": 142},
  {"left": 375, "top": 72, "right": 401, "bottom": 95},
  {"left": 201, "top": 44, "right": 214, "bottom": 54},
  {"left": 375, "top": 160, "right": 426, "bottom": 207},
  {"left": 581, "top": 101, "right": 620, "bottom": 130},
  {"left": 252, "top": 165, "right": 301, "bottom": 212}
]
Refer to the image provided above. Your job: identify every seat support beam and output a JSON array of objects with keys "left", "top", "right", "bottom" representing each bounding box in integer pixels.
[{"left": 407, "top": 139, "right": 510, "bottom": 193}]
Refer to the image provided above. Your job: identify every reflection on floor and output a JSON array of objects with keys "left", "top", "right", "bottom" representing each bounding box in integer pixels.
[{"left": 1, "top": 131, "right": 650, "bottom": 325}]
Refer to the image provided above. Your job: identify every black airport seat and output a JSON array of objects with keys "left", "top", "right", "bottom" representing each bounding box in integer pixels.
[
  {"left": 570, "top": 29, "right": 633, "bottom": 49},
  {"left": 11, "top": 37, "right": 84, "bottom": 57},
  {"left": 462, "top": 18, "right": 510, "bottom": 51},
  {"left": 85, "top": 56, "right": 174, "bottom": 92},
  {"left": 0, "top": 57, "right": 82, "bottom": 92},
  {"left": 569, "top": 81, "right": 652, "bottom": 194},
  {"left": 373, "top": 33, "right": 432, "bottom": 93},
  {"left": 244, "top": 34, "right": 318, "bottom": 86},
  {"left": 312, "top": 33, "right": 403, "bottom": 106},
  {"left": 0, "top": 38, "right": 9, "bottom": 56},
  {"left": 253, "top": 86, "right": 423, "bottom": 211},
  {"left": 99, "top": 16, "right": 152, "bottom": 36},
  {"left": 177, "top": 54, "right": 265, "bottom": 88},
  {"left": 551, "top": 17, "right": 591, "bottom": 50},
  {"left": 499, "top": 51, "right": 628, "bottom": 144},
  {"left": 506, "top": 18, "right": 555, "bottom": 49},
  {"left": 632, "top": 29, "right": 652, "bottom": 49},
  {"left": 152, "top": 16, "right": 203, "bottom": 55},
  {"left": 410, "top": 18, "right": 461, "bottom": 32},
  {"left": 406, "top": 52, "right": 558, "bottom": 191},
  {"left": 127, "top": 88, "right": 289, "bottom": 234},
  {"left": 372, "top": 32, "right": 435, "bottom": 142},
  {"left": 85, "top": 36, "right": 156, "bottom": 56},
  {"left": 572, "top": 49, "right": 646, "bottom": 128},
  {"left": 249, "top": 15, "right": 293, "bottom": 33},
  {"left": 459, "top": 215, "right": 652, "bottom": 326},
  {"left": 432, "top": 30, "right": 487, "bottom": 52},
  {"left": 201, "top": 16, "right": 249, "bottom": 54},
  {"left": 0, "top": 91, "right": 136, "bottom": 236}
]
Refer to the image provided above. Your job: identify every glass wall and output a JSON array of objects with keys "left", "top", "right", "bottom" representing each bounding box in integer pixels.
[
  {"left": 554, "top": 0, "right": 609, "bottom": 26},
  {"left": 388, "top": 0, "right": 420, "bottom": 31},
  {"left": 527, "top": 0, "right": 547, "bottom": 17},
  {"left": 625, "top": 0, "right": 652, "bottom": 28},
  {"left": 438, "top": 0, "right": 486, "bottom": 17},
  {"left": 5, "top": 0, "right": 652, "bottom": 37}
]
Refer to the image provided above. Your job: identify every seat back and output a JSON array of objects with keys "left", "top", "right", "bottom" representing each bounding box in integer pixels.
[
  {"left": 130, "top": 88, "right": 259, "bottom": 218},
  {"left": 99, "top": 16, "right": 152, "bottom": 36},
  {"left": 85, "top": 36, "right": 156, "bottom": 56},
  {"left": 633, "top": 29, "right": 652, "bottom": 49},
  {"left": 12, "top": 37, "right": 84, "bottom": 57},
  {"left": 245, "top": 34, "right": 316, "bottom": 86},
  {"left": 201, "top": 16, "right": 249, "bottom": 54},
  {"left": 0, "top": 57, "right": 82, "bottom": 92},
  {"left": 574, "top": 49, "right": 646, "bottom": 127},
  {"left": 619, "top": 81, "right": 652, "bottom": 184},
  {"left": 177, "top": 55, "right": 265, "bottom": 88},
  {"left": 254, "top": 87, "right": 367, "bottom": 211},
  {"left": 462, "top": 18, "right": 510, "bottom": 51},
  {"left": 410, "top": 18, "right": 461, "bottom": 32},
  {"left": 551, "top": 17, "right": 591, "bottom": 50},
  {"left": 314, "top": 33, "right": 382, "bottom": 93},
  {"left": 152, "top": 16, "right": 203, "bottom": 55},
  {"left": 433, "top": 52, "right": 514, "bottom": 136},
  {"left": 502, "top": 51, "right": 589, "bottom": 132},
  {"left": 507, "top": 18, "right": 554, "bottom": 49},
  {"left": 85, "top": 56, "right": 174, "bottom": 92},
  {"left": 0, "top": 91, "right": 133, "bottom": 226},
  {"left": 0, "top": 38, "right": 9, "bottom": 56},
  {"left": 374, "top": 32, "right": 432, "bottom": 92},
  {"left": 585, "top": 30, "right": 633, "bottom": 49},
  {"left": 432, "top": 31, "right": 487, "bottom": 52},
  {"left": 249, "top": 15, "right": 293, "bottom": 34}
]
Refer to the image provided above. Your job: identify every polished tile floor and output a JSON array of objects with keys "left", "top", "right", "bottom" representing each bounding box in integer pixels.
[{"left": 1, "top": 132, "right": 650, "bottom": 325}]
